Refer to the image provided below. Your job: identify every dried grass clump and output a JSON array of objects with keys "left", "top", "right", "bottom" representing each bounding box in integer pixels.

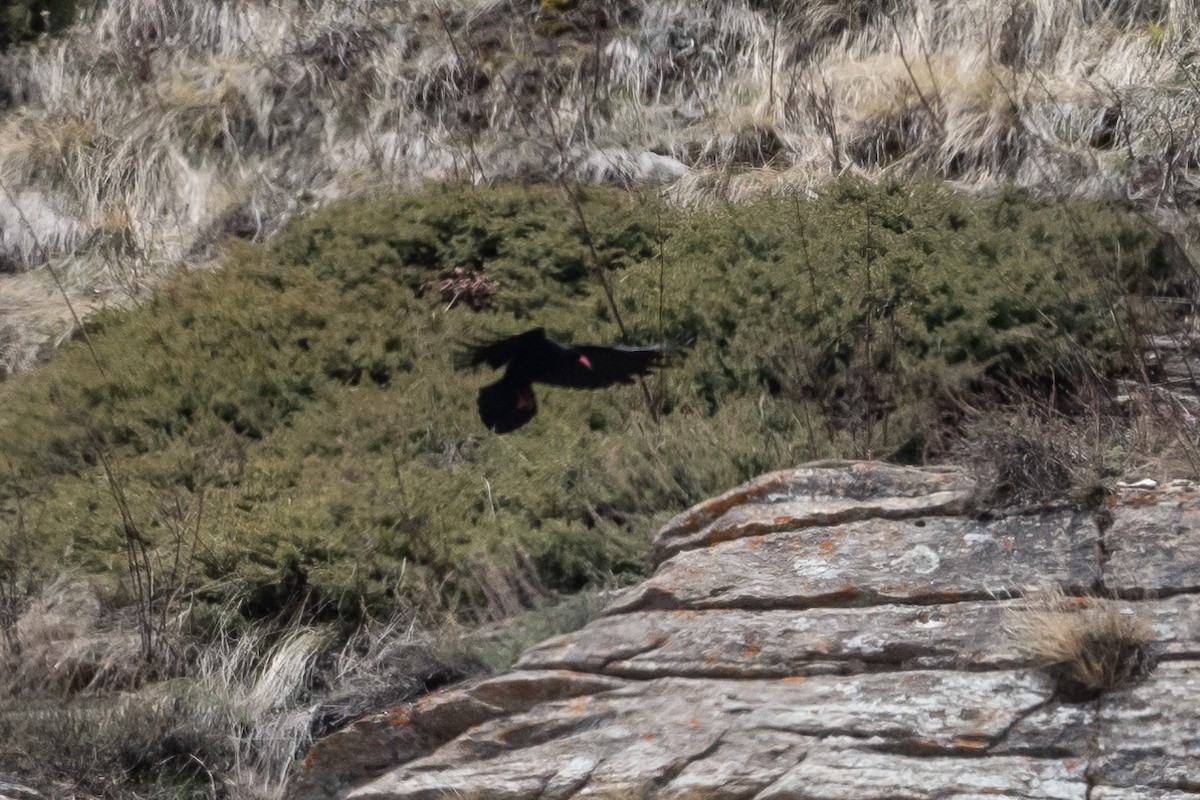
[
  {"left": 0, "top": 578, "right": 149, "bottom": 697},
  {"left": 437, "top": 265, "right": 500, "bottom": 311},
  {"left": 956, "top": 403, "right": 1118, "bottom": 507},
  {"left": 1007, "top": 587, "right": 1156, "bottom": 701},
  {"left": 0, "top": 577, "right": 601, "bottom": 796}
]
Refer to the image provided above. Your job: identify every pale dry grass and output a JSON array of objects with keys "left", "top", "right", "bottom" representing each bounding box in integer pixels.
[
  {"left": 186, "top": 624, "right": 332, "bottom": 799},
  {"left": 2, "top": 0, "right": 1199, "bottom": 371},
  {"left": 1, "top": 577, "right": 143, "bottom": 696},
  {"left": 0, "top": 578, "right": 419, "bottom": 798},
  {"left": 0, "top": 271, "right": 97, "bottom": 374},
  {"left": 1110, "top": 382, "right": 1200, "bottom": 481},
  {"left": 1006, "top": 586, "right": 1156, "bottom": 700},
  {"left": 0, "top": 568, "right": 527, "bottom": 797}
]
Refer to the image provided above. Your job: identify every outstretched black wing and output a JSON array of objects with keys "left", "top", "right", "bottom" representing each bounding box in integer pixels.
[
  {"left": 460, "top": 327, "right": 548, "bottom": 370},
  {"left": 477, "top": 377, "right": 538, "bottom": 433},
  {"left": 542, "top": 343, "right": 666, "bottom": 389}
]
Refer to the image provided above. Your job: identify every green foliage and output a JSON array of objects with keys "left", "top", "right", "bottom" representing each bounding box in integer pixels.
[
  {"left": 0, "top": 0, "right": 81, "bottom": 49},
  {"left": 0, "top": 690, "right": 232, "bottom": 796},
  {"left": 0, "top": 180, "right": 1176, "bottom": 625}
]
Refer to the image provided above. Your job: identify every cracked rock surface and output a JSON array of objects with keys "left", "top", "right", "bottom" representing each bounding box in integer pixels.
[{"left": 289, "top": 461, "right": 1200, "bottom": 800}]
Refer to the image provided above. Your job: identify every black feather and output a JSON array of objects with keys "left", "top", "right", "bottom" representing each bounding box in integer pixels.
[
  {"left": 459, "top": 327, "right": 671, "bottom": 433},
  {"left": 477, "top": 377, "right": 537, "bottom": 434}
]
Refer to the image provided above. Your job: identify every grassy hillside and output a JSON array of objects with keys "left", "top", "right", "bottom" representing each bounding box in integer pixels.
[
  {"left": 0, "top": 177, "right": 1188, "bottom": 798},
  {"left": 0, "top": 179, "right": 1180, "bottom": 631},
  {"left": 3, "top": 0, "right": 1199, "bottom": 374},
  {"left": 1, "top": 2, "right": 1196, "bottom": 795}
]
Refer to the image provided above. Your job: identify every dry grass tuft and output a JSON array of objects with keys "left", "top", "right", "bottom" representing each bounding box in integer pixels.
[
  {"left": 1, "top": 577, "right": 146, "bottom": 696},
  {"left": 955, "top": 396, "right": 1125, "bottom": 508},
  {"left": 1006, "top": 586, "right": 1157, "bottom": 701}
]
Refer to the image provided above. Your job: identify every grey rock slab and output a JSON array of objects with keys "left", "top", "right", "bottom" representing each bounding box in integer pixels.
[
  {"left": 1146, "top": 594, "right": 1200, "bottom": 658},
  {"left": 348, "top": 687, "right": 727, "bottom": 800},
  {"left": 1103, "top": 490, "right": 1200, "bottom": 596},
  {"left": 519, "top": 602, "right": 1019, "bottom": 678},
  {"left": 992, "top": 700, "right": 1094, "bottom": 756},
  {"left": 651, "top": 460, "right": 975, "bottom": 565},
  {"left": 289, "top": 670, "right": 627, "bottom": 800},
  {"left": 722, "top": 669, "right": 1049, "bottom": 748},
  {"left": 520, "top": 594, "right": 1200, "bottom": 680},
  {"left": 1093, "top": 660, "right": 1200, "bottom": 790},
  {"left": 657, "top": 729, "right": 814, "bottom": 800},
  {"left": 1092, "top": 789, "right": 1200, "bottom": 799},
  {"left": 613, "top": 510, "right": 1097, "bottom": 614},
  {"left": 290, "top": 461, "right": 1200, "bottom": 800},
  {"left": 756, "top": 746, "right": 1088, "bottom": 800},
  {"left": 525, "top": 594, "right": 1200, "bottom": 681},
  {"left": 347, "top": 670, "right": 1055, "bottom": 800}
]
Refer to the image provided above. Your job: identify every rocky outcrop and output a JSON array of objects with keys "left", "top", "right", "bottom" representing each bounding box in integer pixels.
[{"left": 289, "top": 461, "right": 1200, "bottom": 800}]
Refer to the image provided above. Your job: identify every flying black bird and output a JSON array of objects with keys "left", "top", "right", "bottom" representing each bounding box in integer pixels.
[{"left": 461, "top": 327, "right": 666, "bottom": 433}]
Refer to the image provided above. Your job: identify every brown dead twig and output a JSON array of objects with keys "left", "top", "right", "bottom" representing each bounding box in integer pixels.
[{"left": 436, "top": 266, "right": 500, "bottom": 311}]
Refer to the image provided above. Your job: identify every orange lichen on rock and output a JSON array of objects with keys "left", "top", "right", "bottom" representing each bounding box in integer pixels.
[
  {"left": 952, "top": 735, "right": 990, "bottom": 750},
  {"left": 1121, "top": 490, "right": 1161, "bottom": 507},
  {"left": 672, "top": 477, "right": 788, "bottom": 535},
  {"left": 834, "top": 584, "right": 861, "bottom": 601}
]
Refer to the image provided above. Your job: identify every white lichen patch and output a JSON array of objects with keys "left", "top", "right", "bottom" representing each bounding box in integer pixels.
[{"left": 893, "top": 545, "right": 941, "bottom": 575}]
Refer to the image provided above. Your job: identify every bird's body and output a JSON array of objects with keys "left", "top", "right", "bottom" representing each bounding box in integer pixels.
[{"left": 462, "top": 327, "right": 665, "bottom": 433}]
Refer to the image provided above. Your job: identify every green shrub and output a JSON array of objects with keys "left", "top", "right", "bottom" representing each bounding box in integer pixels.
[{"left": 0, "top": 180, "right": 1178, "bottom": 625}]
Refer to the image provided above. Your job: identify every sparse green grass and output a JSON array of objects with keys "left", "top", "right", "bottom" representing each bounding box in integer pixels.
[{"left": 0, "top": 179, "right": 1181, "bottom": 629}]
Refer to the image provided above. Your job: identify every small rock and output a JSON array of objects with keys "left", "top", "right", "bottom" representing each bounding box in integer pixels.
[{"left": 635, "top": 152, "right": 687, "bottom": 185}]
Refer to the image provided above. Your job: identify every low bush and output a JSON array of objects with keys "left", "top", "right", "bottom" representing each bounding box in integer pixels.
[{"left": 0, "top": 179, "right": 1181, "bottom": 627}]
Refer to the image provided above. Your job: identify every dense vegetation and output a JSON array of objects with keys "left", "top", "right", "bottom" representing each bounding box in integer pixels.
[
  {"left": 0, "top": 179, "right": 1179, "bottom": 631},
  {"left": 3, "top": 0, "right": 1197, "bottom": 380},
  {"left": 0, "top": 0, "right": 78, "bottom": 48}
]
